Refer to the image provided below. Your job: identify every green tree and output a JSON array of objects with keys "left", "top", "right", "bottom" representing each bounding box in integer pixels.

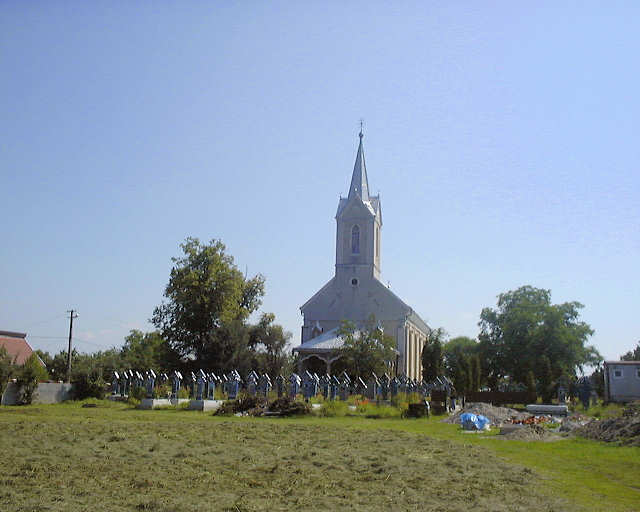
[
  {"left": 421, "top": 328, "right": 446, "bottom": 381},
  {"left": 621, "top": 341, "right": 640, "bottom": 361},
  {"left": 248, "top": 313, "right": 292, "bottom": 377},
  {"left": 46, "top": 350, "right": 73, "bottom": 381},
  {"left": 0, "top": 346, "right": 16, "bottom": 399},
  {"left": 151, "top": 238, "right": 265, "bottom": 371},
  {"left": 478, "top": 286, "right": 600, "bottom": 390},
  {"left": 337, "top": 317, "right": 396, "bottom": 378},
  {"left": 15, "top": 354, "right": 49, "bottom": 405},
  {"left": 538, "top": 355, "right": 554, "bottom": 403},
  {"left": 120, "top": 330, "right": 178, "bottom": 370},
  {"left": 470, "top": 353, "right": 482, "bottom": 392},
  {"left": 525, "top": 370, "right": 537, "bottom": 397},
  {"left": 443, "top": 336, "right": 477, "bottom": 382},
  {"left": 591, "top": 366, "right": 605, "bottom": 398}
]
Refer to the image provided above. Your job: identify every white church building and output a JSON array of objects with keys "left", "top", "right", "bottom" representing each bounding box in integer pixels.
[{"left": 295, "top": 132, "right": 431, "bottom": 380}]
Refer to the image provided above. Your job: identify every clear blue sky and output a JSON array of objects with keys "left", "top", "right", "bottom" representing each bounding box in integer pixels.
[{"left": 2, "top": 2, "right": 638, "bottom": 363}]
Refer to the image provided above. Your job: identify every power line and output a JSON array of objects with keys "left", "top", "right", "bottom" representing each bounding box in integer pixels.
[{"left": 23, "top": 314, "right": 68, "bottom": 330}]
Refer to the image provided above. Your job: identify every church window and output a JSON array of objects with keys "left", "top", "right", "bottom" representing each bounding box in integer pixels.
[
  {"left": 351, "top": 225, "right": 360, "bottom": 254},
  {"left": 375, "top": 225, "right": 380, "bottom": 259},
  {"left": 351, "top": 278, "right": 358, "bottom": 286}
]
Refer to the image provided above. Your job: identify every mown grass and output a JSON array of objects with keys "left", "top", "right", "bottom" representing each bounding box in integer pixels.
[
  {"left": 1, "top": 401, "right": 566, "bottom": 512},
  {"left": 290, "top": 414, "right": 640, "bottom": 512},
  {"left": 0, "top": 401, "right": 637, "bottom": 511}
]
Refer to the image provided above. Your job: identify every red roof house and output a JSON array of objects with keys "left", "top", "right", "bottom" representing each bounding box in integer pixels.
[{"left": 0, "top": 330, "right": 41, "bottom": 366}]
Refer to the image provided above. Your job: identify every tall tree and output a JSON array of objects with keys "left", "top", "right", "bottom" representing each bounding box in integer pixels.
[
  {"left": 337, "top": 317, "right": 397, "bottom": 378},
  {"left": 151, "top": 238, "right": 265, "bottom": 371},
  {"left": 421, "top": 328, "right": 447, "bottom": 381},
  {"left": 620, "top": 341, "right": 640, "bottom": 361},
  {"left": 120, "top": 330, "right": 179, "bottom": 370},
  {"left": 443, "top": 336, "right": 477, "bottom": 381},
  {"left": 478, "top": 285, "right": 600, "bottom": 390},
  {"left": 470, "top": 353, "right": 482, "bottom": 392},
  {"left": 248, "top": 313, "right": 292, "bottom": 377}
]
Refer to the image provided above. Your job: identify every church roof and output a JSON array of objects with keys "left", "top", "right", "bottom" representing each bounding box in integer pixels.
[
  {"left": 336, "top": 133, "right": 381, "bottom": 219},
  {"left": 370, "top": 279, "right": 431, "bottom": 335},
  {"left": 294, "top": 327, "right": 345, "bottom": 353},
  {"left": 348, "top": 132, "right": 369, "bottom": 201}
]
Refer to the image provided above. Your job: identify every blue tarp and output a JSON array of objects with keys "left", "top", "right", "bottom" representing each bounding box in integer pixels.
[{"left": 460, "top": 412, "right": 491, "bottom": 430}]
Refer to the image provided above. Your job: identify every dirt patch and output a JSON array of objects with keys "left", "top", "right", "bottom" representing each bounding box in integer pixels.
[
  {"left": 500, "top": 424, "right": 562, "bottom": 442},
  {"left": 575, "top": 402, "right": 640, "bottom": 446},
  {"left": 443, "top": 402, "right": 528, "bottom": 426}
]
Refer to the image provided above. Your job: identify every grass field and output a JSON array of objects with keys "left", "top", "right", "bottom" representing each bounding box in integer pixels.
[{"left": 0, "top": 401, "right": 638, "bottom": 511}]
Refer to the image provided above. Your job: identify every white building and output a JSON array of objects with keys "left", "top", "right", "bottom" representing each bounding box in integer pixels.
[
  {"left": 603, "top": 361, "right": 640, "bottom": 402},
  {"left": 295, "top": 132, "right": 430, "bottom": 379}
]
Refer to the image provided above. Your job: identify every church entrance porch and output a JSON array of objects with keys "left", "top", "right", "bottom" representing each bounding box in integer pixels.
[{"left": 293, "top": 327, "right": 345, "bottom": 376}]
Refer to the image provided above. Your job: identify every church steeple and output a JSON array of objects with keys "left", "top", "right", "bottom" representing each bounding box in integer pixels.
[
  {"left": 348, "top": 130, "right": 369, "bottom": 201},
  {"left": 335, "top": 129, "right": 382, "bottom": 281}
]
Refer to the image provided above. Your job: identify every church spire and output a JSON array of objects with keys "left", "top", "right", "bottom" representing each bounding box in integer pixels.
[{"left": 348, "top": 128, "right": 370, "bottom": 201}]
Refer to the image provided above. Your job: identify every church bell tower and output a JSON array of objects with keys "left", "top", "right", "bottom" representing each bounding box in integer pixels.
[{"left": 335, "top": 130, "right": 382, "bottom": 284}]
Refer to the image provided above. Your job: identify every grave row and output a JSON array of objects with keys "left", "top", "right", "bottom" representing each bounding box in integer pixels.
[{"left": 111, "top": 369, "right": 455, "bottom": 402}]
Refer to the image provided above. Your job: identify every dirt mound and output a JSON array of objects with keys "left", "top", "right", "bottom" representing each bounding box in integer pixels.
[
  {"left": 265, "top": 396, "right": 312, "bottom": 416},
  {"left": 501, "top": 424, "right": 560, "bottom": 441},
  {"left": 214, "top": 396, "right": 311, "bottom": 417},
  {"left": 214, "top": 395, "right": 265, "bottom": 415},
  {"left": 575, "top": 403, "right": 640, "bottom": 446},
  {"left": 443, "top": 402, "right": 528, "bottom": 426}
]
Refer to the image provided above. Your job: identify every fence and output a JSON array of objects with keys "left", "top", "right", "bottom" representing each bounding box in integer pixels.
[
  {"left": 1, "top": 382, "right": 74, "bottom": 405},
  {"left": 465, "top": 391, "right": 536, "bottom": 405}
]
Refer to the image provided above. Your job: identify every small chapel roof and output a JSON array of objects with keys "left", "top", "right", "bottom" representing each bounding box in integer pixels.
[{"left": 294, "top": 327, "right": 345, "bottom": 353}]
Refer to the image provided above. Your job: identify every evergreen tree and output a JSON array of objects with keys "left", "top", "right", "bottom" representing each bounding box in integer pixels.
[{"left": 421, "top": 328, "right": 446, "bottom": 381}]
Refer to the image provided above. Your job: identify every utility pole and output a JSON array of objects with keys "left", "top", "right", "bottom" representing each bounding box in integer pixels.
[{"left": 66, "top": 310, "right": 78, "bottom": 383}]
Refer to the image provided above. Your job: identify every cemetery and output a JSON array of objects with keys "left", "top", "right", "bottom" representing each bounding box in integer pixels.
[
  {"left": 0, "top": 365, "right": 638, "bottom": 511},
  {"left": 108, "top": 366, "right": 461, "bottom": 416}
]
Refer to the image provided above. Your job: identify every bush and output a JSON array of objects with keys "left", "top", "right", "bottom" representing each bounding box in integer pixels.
[
  {"left": 317, "top": 400, "right": 349, "bottom": 417},
  {"left": 215, "top": 395, "right": 264, "bottom": 415},
  {"left": 154, "top": 383, "right": 171, "bottom": 399},
  {"left": 72, "top": 370, "right": 106, "bottom": 400},
  {"left": 267, "top": 397, "right": 311, "bottom": 416},
  {"left": 127, "top": 385, "right": 146, "bottom": 406},
  {"left": 14, "top": 354, "right": 49, "bottom": 405}
]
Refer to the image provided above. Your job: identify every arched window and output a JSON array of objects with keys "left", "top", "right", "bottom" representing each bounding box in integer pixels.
[{"left": 351, "top": 225, "right": 360, "bottom": 254}]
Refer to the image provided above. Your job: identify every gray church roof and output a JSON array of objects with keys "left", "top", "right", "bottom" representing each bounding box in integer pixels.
[
  {"left": 348, "top": 132, "right": 369, "bottom": 201},
  {"left": 336, "top": 133, "right": 381, "bottom": 219},
  {"left": 294, "top": 327, "right": 345, "bottom": 353}
]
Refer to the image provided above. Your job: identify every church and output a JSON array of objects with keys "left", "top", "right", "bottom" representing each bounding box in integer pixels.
[{"left": 295, "top": 132, "right": 431, "bottom": 380}]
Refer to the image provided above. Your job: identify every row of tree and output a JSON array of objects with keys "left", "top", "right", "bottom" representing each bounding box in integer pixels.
[
  {"left": 33, "top": 238, "right": 294, "bottom": 398},
  {"left": 21, "top": 237, "right": 636, "bottom": 401},
  {"left": 421, "top": 286, "right": 609, "bottom": 399}
]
